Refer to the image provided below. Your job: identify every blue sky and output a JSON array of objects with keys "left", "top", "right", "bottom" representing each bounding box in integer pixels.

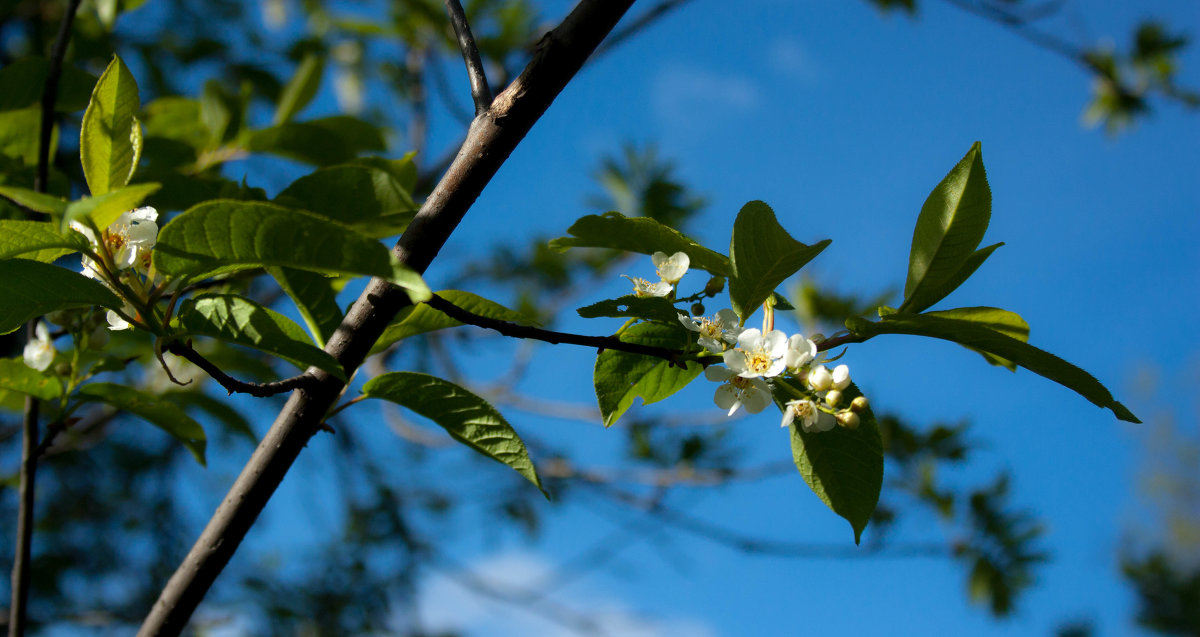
[{"left": 125, "top": 1, "right": 1200, "bottom": 635}]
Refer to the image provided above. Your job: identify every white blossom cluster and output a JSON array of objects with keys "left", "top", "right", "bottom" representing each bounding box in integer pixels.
[{"left": 624, "top": 252, "right": 869, "bottom": 433}]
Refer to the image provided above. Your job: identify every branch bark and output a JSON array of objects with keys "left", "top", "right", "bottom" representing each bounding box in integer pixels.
[
  {"left": 137, "top": 2, "right": 636, "bottom": 634},
  {"left": 442, "top": 0, "right": 493, "bottom": 115}
]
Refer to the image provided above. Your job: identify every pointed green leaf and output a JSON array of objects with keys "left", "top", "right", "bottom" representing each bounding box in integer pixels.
[
  {"left": 846, "top": 313, "right": 1139, "bottom": 422},
  {"left": 594, "top": 322, "right": 701, "bottom": 427},
  {"left": 172, "top": 294, "right": 346, "bottom": 380},
  {"left": 0, "top": 357, "right": 63, "bottom": 400},
  {"left": 548, "top": 212, "right": 732, "bottom": 276},
  {"left": 350, "top": 152, "right": 418, "bottom": 193},
  {"left": 370, "top": 290, "right": 537, "bottom": 355},
  {"left": 77, "top": 382, "right": 206, "bottom": 465},
  {"left": 273, "top": 54, "right": 325, "bottom": 125},
  {"left": 245, "top": 116, "right": 385, "bottom": 166},
  {"left": 61, "top": 182, "right": 160, "bottom": 231},
  {"left": 274, "top": 163, "right": 416, "bottom": 238},
  {"left": 0, "top": 185, "right": 68, "bottom": 217},
  {"left": 577, "top": 295, "right": 682, "bottom": 323},
  {"left": 0, "top": 260, "right": 121, "bottom": 334},
  {"left": 902, "top": 142, "right": 992, "bottom": 313},
  {"left": 362, "top": 372, "right": 546, "bottom": 495},
  {"left": 0, "top": 107, "right": 55, "bottom": 165},
  {"left": 926, "top": 306, "right": 1029, "bottom": 370},
  {"left": 80, "top": 56, "right": 142, "bottom": 196},
  {"left": 0, "top": 220, "right": 88, "bottom": 262},
  {"left": 786, "top": 382, "right": 882, "bottom": 544},
  {"left": 728, "top": 200, "right": 830, "bottom": 320},
  {"left": 906, "top": 241, "right": 1004, "bottom": 314},
  {"left": 152, "top": 200, "right": 430, "bottom": 302},
  {"left": 268, "top": 267, "right": 343, "bottom": 348}
]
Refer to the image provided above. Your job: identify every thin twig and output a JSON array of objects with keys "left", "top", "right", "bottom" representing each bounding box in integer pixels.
[
  {"left": 442, "top": 0, "right": 492, "bottom": 115},
  {"left": 11, "top": 2, "right": 83, "bottom": 635},
  {"left": 424, "top": 293, "right": 699, "bottom": 367},
  {"left": 162, "top": 340, "right": 321, "bottom": 398}
]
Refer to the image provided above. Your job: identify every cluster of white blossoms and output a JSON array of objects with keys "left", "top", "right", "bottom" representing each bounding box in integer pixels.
[
  {"left": 623, "top": 252, "right": 868, "bottom": 433},
  {"left": 622, "top": 251, "right": 690, "bottom": 298},
  {"left": 70, "top": 206, "right": 161, "bottom": 331}
]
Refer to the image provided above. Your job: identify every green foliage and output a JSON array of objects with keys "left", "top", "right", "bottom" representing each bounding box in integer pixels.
[
  {"left": 0, "top": 57, "right": 97, "bottom": 112},
  {"left": 361, "top": 372, "right": 546, "bottom": 495},
  {"left": 172, "top": 294, "right": 346, "bottom": 380},
  {"left": 901, "top": 142, "right": 992, "bottom": 313},
  {"left": 80, "top": 56, "right": 142, "bottom": 197},
  {"left": 786, "top": 382, "right": 883, "bottom": 544},
  {"left": 268, "top": 268, "right": 344, "bottom": 348},
  {"left": 925, "top": 306, "right": 1029, "bottom": 370},
  {"left": 1122, "top": 552, "right": 1200, "bottom": 634},
  {"left": 77, "top": 383, "right": 207, "bottom": 465},
  {"left": 0, "top": 185, "right": 69, "bottom": 217},
  {"left": 0, "top": 107, "right": 55, "bottom": 166},
  {"left": 728, "top": 200, "right": 829, "bottom": 320},
  {"left": 593, "top": 322, "right": 701, "bottom": 427},
  {"left": 245, "top": 116, "right": 386, "bottom": 166},
  {"left": 846, "top": 312, "right": 1139, "bottom": 422},
  {"left": 273, "top": 53, "right": 325, "bottom": 126},
  {"left": 274, "top": 163, "right": 417, "bottom": 238},
  {"left": 549, "top": 212, "right": 732, "bottom": 276},
  {"left": 152, "top": 199, "right": 430, "bottom": 302},
  {"left": 0, "top": 357, "right": 63, "bottom": 400},
  {"left": 576, "top": 295, "right": 682, "bottom": 323},
  {"left": 0, "top": 220, "right": 88, "bottom": 262},
  {"left": 0, "top": 260, "right": 121, "bottom": 334},
  {"left": 371, "top": 290, "right": 536, "bottom": 355},
  {"left": 61, "top": 182, "right": 160, "bottom": 230}
]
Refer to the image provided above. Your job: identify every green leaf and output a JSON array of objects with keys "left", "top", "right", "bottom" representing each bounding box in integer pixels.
[
  {"left": 846, "top": 313, "right": 1139, "bottom": 422},
  {"left": 0, "top": 260, "right": 121, "bottom": 334},
  {"left": 0, "top": 107, "right": 54, "bottom": 165},
  {"left": 901, "top": 142, "right": 992, "bottom": 313},
  {"left": 152, "top": 200, "right": 430, "bottom": 302},
  {"left": 273, "top": 54, "right": 324, "bottom": 125},
  {"left": 577, "top": 295, "right": 682, "bottom": 323},
  {"left": 268, "top": 267, "right": 343, "bottom": 348},
  {"left": 0, "top": 220, "right": 88, "bottom": 262},
  {"left": 0, "top": 57, "right": 96, "bottom": 112},
  {"left": 0, "top": 357, "right": 62, "bottom": 400},
  {"left": 274, "top": 163, "right": 417, "bottom": 238},
  {"left": 548, "top": 212, "right": 732, "bottom": 276},
  {"left": 0, "top": 185, "right": 69, "bottom": 217},
  {"left": 166, "top": 390, "right": 256, "bottom": 442},
  {"left": 728, "top": 200, "right": 830, "bottom": 320},
  {"left": 80, "top": 56, "right": 142, "bottom": 196},
  {"left": 172, "top": 294, "right": 346, "bottom": 380},
  {"left": 362, "top": 372, "right": 546, "bottom": 495},
  {"left": 77, "top": 382, "right": 206, "bottom": 465},
  {"left": 245, "top": 116, "right": 385, "bottom": 166},
  {"left": 61, "top": 182, "right": 160, "bottom": 231},
  {"left": 786, "top": 382, "right": 882, "bottom": 544},
  {"left": 370, "top": 290, "right": 537, "bottom": 355},
  {"left": 907, "top": 242, "right": 1003, "bottom": 314},
  {"left": 350, "top": 152, "right": 418, "bottom": 193},
  {"left": 594, "top": 322, "right": 701, "bottom": 427},
  {"left": 926, "top": 306, "right": 1029, "bottom": 370}
]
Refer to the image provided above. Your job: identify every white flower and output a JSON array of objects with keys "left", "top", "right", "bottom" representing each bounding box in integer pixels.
[
  {"left": 652, "top": 251, "right": 690, "bottom": 284},
  {"left": 808, "top": 365, "right": 833, "bottom": 391},
  {"left": 705, "top": 366, "right": 772, "bottom": 416},
  {"left": 723, "top": 328, "right": 788, "bottom": 379},
  {"left": 781, "top": 398, "right": 818, "bottom": 429},
  {"left": 106, "top": 308, "right": 133, "bottom": 331},
  {"left": 784, "top": 334, "right": 817, "bottom": 371},
  {"left": 71, "top": 206, "right": 159, "bottom": 273},
  {"left": 679, "top": 308, "right": 741, "bottom": 351},
  {"left": 621, "top": 275, "right": 672, "bottom": 298},
  {"left": 831, "top": 364, "right": 851, "bottom": 390},
  {"left": 23, "top": 322, "right": 54, "bottom": 371}
]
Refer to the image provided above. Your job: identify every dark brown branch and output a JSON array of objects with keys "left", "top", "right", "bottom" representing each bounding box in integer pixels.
[
  {"left": 12, "top": 3, "right": 83, "bottom": 635},
  {"left": 138, "top": 3, "right": 636, "bottom": 634},
  {"left": 442, "top": 0, "right": 492, "bottom": 115},
  {"left": 162, "top": 340, "right": 319, "bottom": 398},
  {"left": 425, "top": 293, "right": 693, "bottom": 366}
]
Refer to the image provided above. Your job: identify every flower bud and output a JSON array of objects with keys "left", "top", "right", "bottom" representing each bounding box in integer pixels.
[
  {"left": 808, "top": 365, "right": 832, "bottom": 391},
  {"left": 824, "top": 389, "right": 843, "bottom": 408},
  {"left": 836, "top": 410, "right": 860, "bottom": 429},
  {"left": 703, "top": 275, "right": 726, "bottom": 297},
  {"left": 691, "top": 302, "right": 706, "bottom": 316},
  {"left": 831, "top": 364, "right": 851, "bottom": 390},
  {"left": 850, "top": 395, "right": 870, "bottom": 413}
]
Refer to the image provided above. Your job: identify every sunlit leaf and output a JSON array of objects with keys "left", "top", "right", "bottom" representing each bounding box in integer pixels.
[
  {"left": 926, "top": 306, "right": 1029, "bottom": 370},
  {"left": 549, "top": 211, "right": 732, "bottom": 276},
  {"left": 268, "top": 267, "right": 343, "bottom": 348},
  {"left": 0, "top": 220, "right": 88, "bottom": 262},
  {"left": 577, "top": 295, "right": 682, "bottom": 323},
  {"left": 0, "top": 357, "right": 62, "bottom": 400},
  {"left": 728, "top": 200, "right": 830, "bottom": 320},
  {"left": 80, "top": 56, "right": 142, "bottom": 196},
  {"left": 594, "top": 322, "right": 700, "bottom": 427}
]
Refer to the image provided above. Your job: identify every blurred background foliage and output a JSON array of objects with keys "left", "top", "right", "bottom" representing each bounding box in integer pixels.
[{"left": 0, "top": 0, "right": 1195, "bottom": 634}]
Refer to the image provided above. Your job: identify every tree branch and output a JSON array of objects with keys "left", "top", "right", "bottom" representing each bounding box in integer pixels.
[
  {"left": 162, "top": 340, "right": 320, "bottom": 398},
  {"left": 138, "top": 3, "right": 637, "bottom": 634},
  {"left": 425, "top": 293, "right": 695, "bottom": 365},
  {"left": 11, "top": 2, "right": 82, "bottom": 634},
  {"left": 442, "top": 0, "right": 492, "bottom": 115}
]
